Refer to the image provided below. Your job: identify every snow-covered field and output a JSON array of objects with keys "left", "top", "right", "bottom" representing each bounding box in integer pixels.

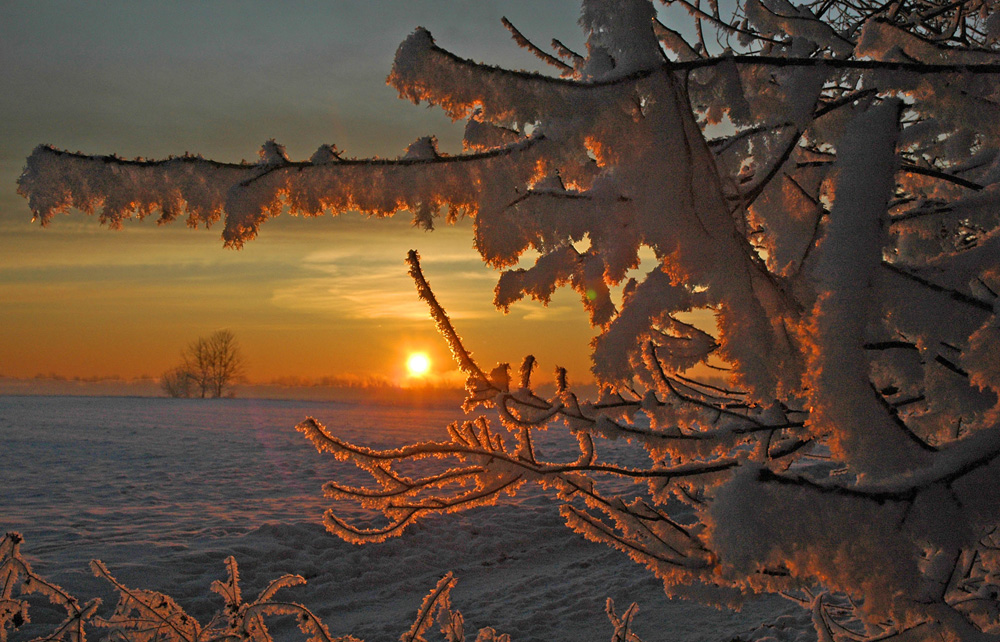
[{"left": 1, "top": 395, "right": 797, "bottom": 642}]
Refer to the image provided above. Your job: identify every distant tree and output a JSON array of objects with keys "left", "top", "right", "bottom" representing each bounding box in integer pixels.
[
  {"left": 162, "top": 330, "right": 245, "bottom": 398},
  {"left": 17, "top": 0, "right": 1000, "bottom": 640},
  {"left": 204, "top": 330, "right": 245, "bottom": 398}
]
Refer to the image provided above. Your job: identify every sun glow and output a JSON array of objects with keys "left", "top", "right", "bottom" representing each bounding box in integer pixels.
[{"left": 406, "top": 352, "right": 431, "bottom": 377}]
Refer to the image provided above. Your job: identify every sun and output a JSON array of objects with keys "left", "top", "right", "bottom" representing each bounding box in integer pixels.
[{"left": 406, "top": 352, "right": 431, "bottom": 377}]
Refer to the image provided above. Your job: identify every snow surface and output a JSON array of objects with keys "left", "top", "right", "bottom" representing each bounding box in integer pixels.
[{"left": 1, "top": 395, "right": 796, "bottom": 642}]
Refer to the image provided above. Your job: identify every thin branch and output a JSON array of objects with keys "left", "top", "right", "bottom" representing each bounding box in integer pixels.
[
  {"left": 413, "top": 33, "right": 1000, "bottom": 95},
  {"left": 870, "top": 383, "right": 938, "bottom": 452},
  {"left": 301, "top": 417, "right": 741, "bottom": 481},
  {"left": 863, "top": 340, "right": 920, "bottom": 351},
  {"left": 901, "top": 163, "right": 985, "bottom": 191},
  {"left": 890, "top": 204, "right": 955, "bottom": 223},
  {"left": 708, "top": 122, "right": 795, "bottom": 153},
  {"left": 674, "top": 373, "right": 748, "bottom": 396},
  {"left": 935, "top": 354, "right": 970, "bottom": 378},
  {"left": 653, "top": 18, "right": 703, "bottom": 61},
  {"left": 663, "top": 0, "right": 787, "bottom": 45},
  {"left": 505, "top": 188, "right": 631, "bottom": 209},
  {"left": 880, "top": 261, "right": 994, "bottom": 312},
  {"left": 551, "top": 38, "right": 585, "bottom": 65},
  {"left": 743, "top": 128, "right": 803, "bottom": 205},
  {"left": 501, "top": 17, "right": 574, "bottom": 74},
  {"left": 407, "top": 250, "right": 491, "bottom": 383}
]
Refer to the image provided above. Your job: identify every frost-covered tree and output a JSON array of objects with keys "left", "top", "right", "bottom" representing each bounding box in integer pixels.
[{"left": 17, "top": 0, "right": 1000, "bottom": 639}]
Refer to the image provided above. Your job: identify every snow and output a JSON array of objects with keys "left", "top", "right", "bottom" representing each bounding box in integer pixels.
[
  {"left": 1, "top": 395, "right": 794, "bottom": 642},
  {"left": 578, "top": 0, "right": 664, "bottom": 78},
  {"left": 259, "top": 140, "right": 291, "bottom": 166}
]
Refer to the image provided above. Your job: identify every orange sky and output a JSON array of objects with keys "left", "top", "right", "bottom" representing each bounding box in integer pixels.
[
  {"left": 2, "top": 214, "right": 600, "bottom": 386},
  {"left": 1, "top": 2, "right": 618, "bottom": 388}
]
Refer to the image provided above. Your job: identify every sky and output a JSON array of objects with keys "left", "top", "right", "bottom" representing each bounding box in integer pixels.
[{"left": 0, "top": 1, "right": 617, "bottom": 387}]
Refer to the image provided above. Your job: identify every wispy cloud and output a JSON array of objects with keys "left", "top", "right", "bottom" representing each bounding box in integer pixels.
[
  {"left": 271, "top": 247, "right": 500, "bottom": 321},
  {"left": 518, "top": 304, "right": 581, "bottom": 321}
]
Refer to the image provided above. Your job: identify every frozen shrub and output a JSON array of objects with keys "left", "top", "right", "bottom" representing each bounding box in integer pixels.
[{"left": 0, "top": 533, "right": 527, "bottom": 642}]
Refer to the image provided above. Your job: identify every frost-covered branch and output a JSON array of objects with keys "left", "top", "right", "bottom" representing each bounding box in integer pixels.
[
  {"left": 1, "top": 531, "right": 100, "bottom": 642},
  {"left": 500, "top": 17, "right": 575, "bottom": 76},
  {"left": 18, "top": 136, "right": 547, "bottom": 248}
]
